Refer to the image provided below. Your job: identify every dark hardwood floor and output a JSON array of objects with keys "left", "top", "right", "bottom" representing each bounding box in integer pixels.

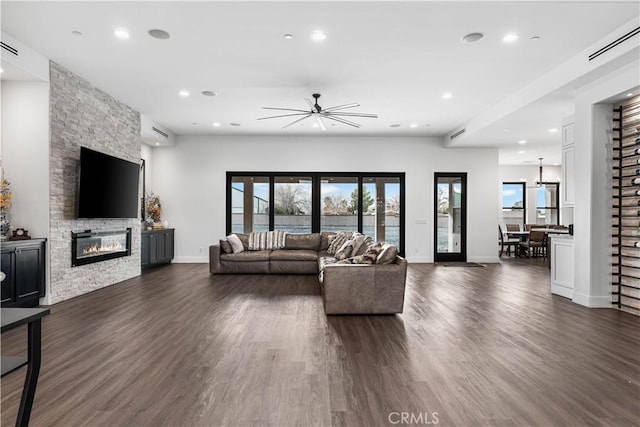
[{"left": 2, "top": 258, "right": 639, "bottom": 426}]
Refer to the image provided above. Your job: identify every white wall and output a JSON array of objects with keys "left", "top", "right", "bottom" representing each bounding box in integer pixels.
[
  {"left": 573, "top": 59, "right": 640, "bottom": 307},
  {"left": 152, "top": 135, "right": 499, "bottom": 263},
  {"left": 498, "top": 165, "right": 563, "bottom": 224},
  {"left": 141, "top": 144, "right": 154, "bottom": 195},
  {"left": 1, "top": 81, "right": 50, "bottom": 239}
]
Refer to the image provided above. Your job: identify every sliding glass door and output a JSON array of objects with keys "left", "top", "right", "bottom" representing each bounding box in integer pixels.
[{"left": 434, "top": 173, "right": 467, "bottom": 262}]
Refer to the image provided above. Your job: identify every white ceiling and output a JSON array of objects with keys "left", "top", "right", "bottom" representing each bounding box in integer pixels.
[{"left": 2, "top": 1, "right": 639, "bottom": 164}]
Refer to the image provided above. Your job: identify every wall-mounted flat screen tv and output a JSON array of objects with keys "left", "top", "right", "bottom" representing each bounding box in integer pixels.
[{"left": 77, "top": 147, "right": 140, "bottom": 219}]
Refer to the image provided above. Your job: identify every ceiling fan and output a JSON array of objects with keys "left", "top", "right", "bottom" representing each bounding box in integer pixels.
[{"left": 258, "top": 93, "right": 378, "bottom": 130}]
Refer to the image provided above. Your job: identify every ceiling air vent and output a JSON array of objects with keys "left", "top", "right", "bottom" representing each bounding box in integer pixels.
[
  {"left": 449, "top": 128, "right": 466, "bottom": 140},
  {"left": 589, "top": 26, "right": 639, "bottom": 61},
  {"left": 151, "top": 126, "right": 168, "bottom": 139},
  {"left": 1, "top": 41, "right": 18, "bottom": 56}
]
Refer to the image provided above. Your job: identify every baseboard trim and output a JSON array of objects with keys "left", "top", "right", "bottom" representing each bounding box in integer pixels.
[
  {"left": 468, "top": 256, "right": 500, "bottom": 263},
  {"left": 406, "top": 256, "right": 430, "bottom": 263},
  {"left": 572, "top": 292, "right": 612, "bottom": 308},
  {"left": 173, "top": 257, "right": 208, "bottom": 263}
]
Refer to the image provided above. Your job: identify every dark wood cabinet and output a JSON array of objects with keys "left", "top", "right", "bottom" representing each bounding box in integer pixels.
[
  {"left": 141, "top": 229, "right": 174, "bottom": 269},
  {"left": 1, "top": 239, "right": 46, "bottom": 307}
]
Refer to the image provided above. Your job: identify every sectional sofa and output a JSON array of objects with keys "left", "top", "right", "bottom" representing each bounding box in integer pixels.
[{"left": 209, "top": 232, "right": 407, "bottom": 314}]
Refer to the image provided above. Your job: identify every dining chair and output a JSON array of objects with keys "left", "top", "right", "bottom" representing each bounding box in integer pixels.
[
  {"left": 498, "top": 224, "right": 520, "bottom": 257},
  {"left": 505, "top": 223, "right": 521, "bottom": 232},
  {"left": 520, "top": 229, "right": 546, "bottom": 258}
]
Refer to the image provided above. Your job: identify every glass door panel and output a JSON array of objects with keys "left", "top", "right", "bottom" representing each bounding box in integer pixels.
[
  {"left": 274, "top": 176, "right": 313, "bottom": 233},
  {"left": 363, "top": 177, "right": 401, "bottom": 246},
  {"left": 230, "top": 176, "right": 269, "bottom": 233},
  {"left": 320, "top": 176, "right": 358, "bottom": 233},
  {"left": 434, "top": 173, "right": 467, "bottom": 262}
]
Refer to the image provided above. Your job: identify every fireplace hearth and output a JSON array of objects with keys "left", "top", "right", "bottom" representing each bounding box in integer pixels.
[{"left": 71, "top": 228, "right": 132, "bottom": 267}]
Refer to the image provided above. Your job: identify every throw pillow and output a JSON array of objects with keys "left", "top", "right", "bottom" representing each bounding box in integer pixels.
[
  {"left": 327, "top": 231, "right": 353, "bottom": 255},
  {"left": 334, "top": 239, "right": 356, "bottom": 260},
  {"left": 352, "top": 235, "right": 372, "bottom": 256},
  {"left": 227, "top": 233, "right": 244, "bottom": 253},
  {"left": 219, "top": 239, "right": 232, "bottom": 254},
  {"left": 376, "top": 243, "right": 399, "bottom": 264}
]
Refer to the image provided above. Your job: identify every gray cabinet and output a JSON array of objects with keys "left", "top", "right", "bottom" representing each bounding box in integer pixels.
[
  {"left": 1, "top": 239, "right": 46, "bottom": 307},
  {"left": 141, "top": 229, "right": 174, "bottom": 269}
]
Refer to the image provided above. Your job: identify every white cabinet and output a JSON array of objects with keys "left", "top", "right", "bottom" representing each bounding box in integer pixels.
[
  {"left": 551, "top": 236, "right": 574, "bottom": 299},
  {"left": 562, "top": 146, "right": 575, "bottom": 206},
  {"left": 561, "top": 120, "right": 575, "bottom": 207}
]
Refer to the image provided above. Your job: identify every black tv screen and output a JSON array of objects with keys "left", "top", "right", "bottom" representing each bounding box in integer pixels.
[{"left": 77, "top": 147, "right": 140, "bottom": 219}]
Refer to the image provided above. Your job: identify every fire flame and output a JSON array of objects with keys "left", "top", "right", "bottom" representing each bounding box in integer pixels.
[{"left": 82, "top": 241, "right": 124, "bottom": 256}]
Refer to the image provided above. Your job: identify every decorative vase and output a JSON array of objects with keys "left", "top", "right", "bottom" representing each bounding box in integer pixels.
[{"left": 0, "top": 211, "right": 10, "bottom": 240}]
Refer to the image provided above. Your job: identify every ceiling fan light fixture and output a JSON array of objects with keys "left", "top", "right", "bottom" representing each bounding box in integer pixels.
[{"left": 461, "top": 32, "right": 484, "bottom": 43}]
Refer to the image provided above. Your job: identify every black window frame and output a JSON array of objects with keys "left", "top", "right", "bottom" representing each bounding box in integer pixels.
[
  {"left": 502, "top": 182, "right": 527, "bottom": 228},
  {"left": 226, "top": 171, "right": 405, "bottom": 256},
  {"left": 535, "top": 181, "right": 560, "bottom": 226}
]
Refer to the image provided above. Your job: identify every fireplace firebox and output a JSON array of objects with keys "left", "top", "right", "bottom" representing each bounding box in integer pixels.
[{"left": 71, "top": 228, "right": 132, "bottom": 267}]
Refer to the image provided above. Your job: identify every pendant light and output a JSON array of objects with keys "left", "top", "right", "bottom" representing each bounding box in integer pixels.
[{"left": 537, "top": 157, "right": 544, "bottom": 187}]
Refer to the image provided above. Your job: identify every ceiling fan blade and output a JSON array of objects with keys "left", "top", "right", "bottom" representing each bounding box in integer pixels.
[
  {"left": 262, "top": 107, "right": 311, "bottom": 113},
  {"left": 316, "top": 116, "right": 326, "bottom": 131},
  {"left": 257, "top": 112, "right": 312, "bottom": 120},
  {"left": 304, "top": 98, "right": 318, "bottom": 112},
  {"left": 322, "top": 103, "right": 360, "bottom": 112},
  {"left": 326, "top": 112, "right": 378, "bottom": 118},
  {"left": 282, "top": 114, "right": 312, "bottom": 129},
  {"left": 322, "top": 115, "right": 361, "bottom": 128}
]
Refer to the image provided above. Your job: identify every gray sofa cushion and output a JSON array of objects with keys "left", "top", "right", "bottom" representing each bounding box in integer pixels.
[
  {"left": 269, "top": 249, "right": 318, "bottom": 262},
  {"left": 285, "top": 233, "right": 321, "bottom": 250},
  {"left": 320, "top": 232, "right": 336, "bottom": 251}
]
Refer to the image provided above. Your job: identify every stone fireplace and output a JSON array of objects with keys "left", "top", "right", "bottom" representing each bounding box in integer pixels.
[{"left": 71, "top": 228, "right": 132, "bottom": 267}]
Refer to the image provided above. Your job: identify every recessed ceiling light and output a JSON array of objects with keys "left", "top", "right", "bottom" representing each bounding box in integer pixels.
[
  {"left": 202, "top": 91, "right": 217, "bottom": 97},
  {"left": 310, "top": 31, "right": 327, "bottom": 42},
  {"left": 548, "top": 128, "right": 558, "bottom": 133},
  {"left": 212, "top": 122, "right": 221, "bottom": 127},
  {"left": 113, "top": 27, "right": 130, "bottom": 40},
  {"left": 518, "top": 140, "right": 527, "bottom": 144},
  {"left": 410, "top": 123, "right": 418, "bottom": 128},
  {"left": 390, "top": 124, "right": 400, "bottom": 128},
  {"left": 178, "top": 90, "right": 189, "bottom": 97},
  {"left": 72, "top": 30, "right": 82, "bottom": 36},
  {"left": 518, "top": 150, "right": 525, "bottom": 154},
  {"left": 155, "top": 142, "right": 160, "bottom": 146},
  {"left": 312, "top": 123, "right": 319, "bottom": 128},
  {"left": 530, "top": 36, "right": 540, "bottom": 40},
  {"left": 502, "top": 33, "right": 519, "bottom": 43},
  {"left": 148, "top": 29, "right": 170, "bottom": 40},
  {"left": 284, "top": 34, "right": 293, "bottom": 40},
  {"left": 627, "top": 93, "right": 634, "bottom": 97},
  {"left": 461, "top": 32, "right": 484, "bottom": 44},
  {"left": 442, "top": 92, "right": 453, "bottom": 99},
  {"left": 553, "top": 162, "right": 560, "bottom": 166},
  {"left": 230, "top": 123, "right": 241, "bottom": 127}
]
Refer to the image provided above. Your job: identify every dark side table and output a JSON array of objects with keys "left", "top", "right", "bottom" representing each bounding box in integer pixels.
[{"left": 1, "top": 307, "right": 50, "bottom": 427}]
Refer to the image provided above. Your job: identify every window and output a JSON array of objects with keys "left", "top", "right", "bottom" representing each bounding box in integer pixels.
[
  {"left": 274, "top": 176, "right": 312, "bottom": 233},
  {"left": 320, "top": 176, "right": 359, "bottom": 233},
  {"left": 502, "top": 182, "right": 526, "bottom": 227},
  {"left": 363, "top": 177, "right": 401, "bottom": 247},
  {"left": 535, "top": 183, "right": 559, "bottom": 225},
  {"left": 230, "top": 176, "right": 269, "bottom": 233},
  {"left": 226, "top": 172, "right": 405, "bottom": 255}
]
